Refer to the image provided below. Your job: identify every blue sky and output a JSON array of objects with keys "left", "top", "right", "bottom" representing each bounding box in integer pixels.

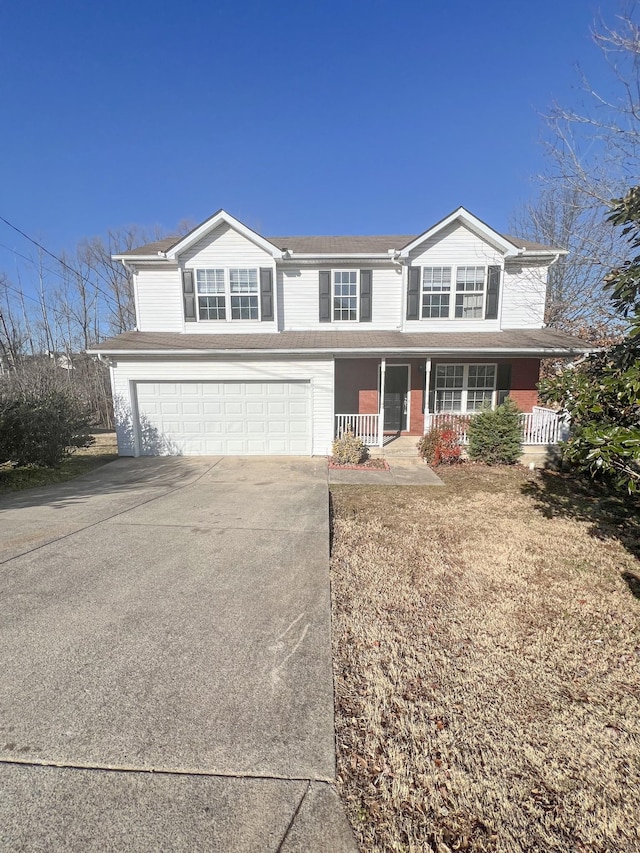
[{"left": 0, "top": 0, "right": 607, "bottom": 262}]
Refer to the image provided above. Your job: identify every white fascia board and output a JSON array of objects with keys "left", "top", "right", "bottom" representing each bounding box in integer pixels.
[
  {"left": 112, "top": 254, "right": 172, "bottom": 262},
  {"left": 88, "top": 345, "right": 592, "bottom": 358},
  {"left": 399, "top": 207, "right": 520, "bottom": 258},
  {"left": 164, "top": 210, "right": 283, "bottom": 260}
]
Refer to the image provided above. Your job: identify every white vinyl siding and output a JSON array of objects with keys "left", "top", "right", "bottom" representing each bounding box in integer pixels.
[
  {"left": 280, "top": 264, "right": 402, "bottom": 330},
  {"left": 181, "top": 222, "right": 277, "bottom": 334},
  {"left": 135, "top": 266, "right": 183, "bottom": 332},
  {"left": 501, "top": 261, "right": 548, "bottom": 328},
  {"left": 405, "top": 221, "right": 502, "bottom": 331},
  {"left": 110, "top": 357, "right": 334, "bottom": 456}
]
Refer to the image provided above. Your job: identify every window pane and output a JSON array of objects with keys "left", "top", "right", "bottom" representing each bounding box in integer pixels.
[
  {"left": 435, "top": 365, "right": 464, "bottom": 389},
  {"left": 333, "top": 271, "right": 358, "bottom": 320},
  {"left": 422, "top": 267, "right": 451, "bottom": 291},
  {"left": 435, "top": 390, "right": 462, "bottom": 412},
  {"left": 468, "top": 365, "right": 496, "bottom": 389},
  {"left": 230, "top": 269, "right": 258, "bottom": 293},
  {"left": 467, "top": 390, "right": 493, "bottom": 411},
  {"left": 198, "top": 295, "right": 226, "bottom": 320},
  {"left": 456, "top": 266, "right": 485, "bottom": 292},
  {"left": 455, "top": 293, "right": 483, "bottom": 318},
  {"left": 196, "top": 269, "right": 224, "bottom": 293},
  {"left": 230, "top": 295, "right": 259, "bottom": 320},
  {"left": 422, "top": 293, "right": 450, "bottom": 318}
]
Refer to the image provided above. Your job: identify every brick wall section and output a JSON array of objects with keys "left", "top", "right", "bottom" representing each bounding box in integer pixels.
[
  {"left": 508, "top": 358, "right": 540, "bottom": 412},
  {"left": 334, "top": 359, "right": 379, "bottom": 414}
]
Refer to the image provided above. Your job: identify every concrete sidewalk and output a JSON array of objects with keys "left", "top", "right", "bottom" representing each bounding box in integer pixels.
[
  {"left": 0, "top": 456, "right": 357, "bottom": 852},
  {"left": 329, "top": 457, "right": 444, "bottom": 486}
]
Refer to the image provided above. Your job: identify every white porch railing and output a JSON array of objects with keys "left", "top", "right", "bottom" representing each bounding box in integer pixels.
[
  {"left": 424, "top": 406, "right": 567, "bottom": 446},
  {"left": 335, "top": 413, "right": 381, "bottom": 446}
]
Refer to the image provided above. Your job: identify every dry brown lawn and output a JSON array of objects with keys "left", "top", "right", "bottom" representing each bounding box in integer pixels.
[{"left": 330, "top": 465, "right": 640, "bottom": 853}]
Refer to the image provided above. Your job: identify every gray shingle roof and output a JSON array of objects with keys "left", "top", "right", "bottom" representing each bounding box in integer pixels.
[
  {"left": 115, "top": 233, "right": 563, "bottom": 258},
  {"left": 91, "top": 328, "right": 589, "bottom": 356}
]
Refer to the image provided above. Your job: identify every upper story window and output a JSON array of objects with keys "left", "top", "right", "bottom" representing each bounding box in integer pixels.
[
  {"left": 455, "top": 266, "right": 485, "bottom": 318},
  {"left": 333, "top": 270, "right": 358, "bottom": 321},
  {"left": 434, "top": 363, "right": 496, "bottom": 413},
  {"left": 420, "top": 265, "right": 487, "bottom": 320},
  {"left": 422, "top": 267, "right": 451, "bottom": 318},
  {"left": 196, "top": 268, "right": 259, "bottom": 321}
]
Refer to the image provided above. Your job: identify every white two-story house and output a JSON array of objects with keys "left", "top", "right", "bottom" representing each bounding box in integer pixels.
[{"left": 91, "top": 207, "right": 588, "bottom": 457}]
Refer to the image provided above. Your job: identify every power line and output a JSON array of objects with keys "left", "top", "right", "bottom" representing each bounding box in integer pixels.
[{"left": 0, "top": 214, "right": 123, "bottom": 309}]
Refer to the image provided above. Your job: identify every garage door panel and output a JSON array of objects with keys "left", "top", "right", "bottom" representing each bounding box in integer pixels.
[{"left": 135, "top": 381, "right": 311, "bottom": 456}]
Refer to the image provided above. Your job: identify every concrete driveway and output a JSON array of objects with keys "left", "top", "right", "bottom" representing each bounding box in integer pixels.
[{"left": 0, "top": 457, "right": 356, "bottom": 851}]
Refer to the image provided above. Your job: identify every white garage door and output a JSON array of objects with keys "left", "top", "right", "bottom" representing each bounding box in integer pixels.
[{"left": 134, "top": 381, "right": 311, "bottom": 456}]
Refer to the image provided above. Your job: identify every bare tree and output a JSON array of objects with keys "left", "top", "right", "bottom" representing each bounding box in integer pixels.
[{"left": 513, "top": 4, "right": 640, "bottom": 340}]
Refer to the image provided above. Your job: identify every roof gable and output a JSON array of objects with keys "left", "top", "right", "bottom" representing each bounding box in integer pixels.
[
  {"left": 399, "top": 207, "right": 520, "bottom": 258},
  {"left": 165, "top": 210, "right": 283, "bottom": 260}
]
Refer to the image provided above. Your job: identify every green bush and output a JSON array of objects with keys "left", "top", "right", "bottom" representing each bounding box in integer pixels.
[
  {"left": 332, "top": 429, "right": 368, "bottom": 464},
  {"left": 0, "top": 387, "right": 94, "bottom": 468},
  {"left": 417, "top": 427, "right": 462, "bottom": 465},
  {"left": 467, "top": 398, "right": 523, "bottom": 465}
]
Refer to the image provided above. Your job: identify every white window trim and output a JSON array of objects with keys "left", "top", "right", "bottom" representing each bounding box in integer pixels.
[
  {"left": 194, "top": 267, "right": 261, "bottom": 323},
  {"left": 420, "top": 265, "right": 488, "bottom": 320},
  {"left": 434, "top": 363, "right": 497, "bottom": 413},
  {"left": 332, "top": 269, "right": 359, "bottom": 322}
]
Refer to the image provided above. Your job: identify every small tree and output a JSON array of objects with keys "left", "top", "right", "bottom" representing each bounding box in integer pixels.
[
  {"left": 539, "top": 186, "right": 640, "bottom": 493},
  {"left": 467, "top": 398, "right": 523, "bottom": 465},
  {"left": 417, "top": 427, "right": 462, "bottom": 465}
]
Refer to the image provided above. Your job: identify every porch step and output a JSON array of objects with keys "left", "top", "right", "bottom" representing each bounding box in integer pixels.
[{"left": 370, "top": 436, "right": 420, "bottom": 458}]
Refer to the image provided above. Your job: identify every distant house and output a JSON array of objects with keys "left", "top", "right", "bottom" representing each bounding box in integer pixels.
[{"left": 90, "top": 207, "right": 588, "bottom": 457}]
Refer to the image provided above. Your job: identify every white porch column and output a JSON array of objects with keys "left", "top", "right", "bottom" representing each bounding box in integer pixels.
[
  {"left": 423, "top": 357, "right": 432, "bottom": 434},
  {"left": 379, "top": 356, "right": 386, "bottom": 447}
]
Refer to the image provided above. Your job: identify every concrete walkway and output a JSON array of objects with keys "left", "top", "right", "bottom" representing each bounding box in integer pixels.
[
  {"left": 0, "top": 457, "right": 356, "bottom": 852},
  {"left": 329, "top": 457, "right": 444, "bottom": 486}
]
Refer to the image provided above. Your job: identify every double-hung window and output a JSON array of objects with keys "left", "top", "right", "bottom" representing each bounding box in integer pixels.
[
  {"left": 455, "top": 266, "right": 485, "bottom": 318},
  {"left": 195, "top": 268, "right": 259, "bottom": 321},
  {"left": 434, "top": 364, "right": 496, "bottom": 413},
  {"left": 230, "top": 268, "right": 259, "bottom": 319},
  {"left": 422, "top": 267, "right": 451, "bottom": 318},
  {"left": 333, "top": 271, "right": 358, "bottom": 321},
  {"left": 420, "top": 265, "right": 488, "bottom": 319},
  {"left": 197, "top": 269, "right": 226, "bottom": 320}
]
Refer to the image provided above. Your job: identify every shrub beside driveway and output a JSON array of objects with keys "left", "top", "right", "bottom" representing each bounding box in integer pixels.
[
  {"left": 0, "top": 431, "right": 117, "bottom": 494},
  {"left": 330, "top": 466, "right": 640, "bottom": 852}
]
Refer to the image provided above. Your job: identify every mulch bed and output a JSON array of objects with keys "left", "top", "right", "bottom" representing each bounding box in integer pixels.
[{"left": 329, "top": 457, "right": 390, "bottom": 471}]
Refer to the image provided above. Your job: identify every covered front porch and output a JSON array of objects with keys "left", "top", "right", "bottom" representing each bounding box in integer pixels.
[{"left": 334, "top": 356, "right": 565, "bottom": 449}]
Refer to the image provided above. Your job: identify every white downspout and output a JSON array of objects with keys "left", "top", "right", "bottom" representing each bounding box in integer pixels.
[{"left": 379, "top": 357, "right": 386, "bottom": 448}]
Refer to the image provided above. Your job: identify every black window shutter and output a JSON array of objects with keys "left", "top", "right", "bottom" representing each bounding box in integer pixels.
[
  {"left": 319, "top": 271, "right": 331, "bottom": 322},
  {"left": 183, "top": 269, "right": 196, "bottom": 322},
  {"left": 359, "top": 269, "right": 372, "bottom": 322},
  {"left": 260, "top": 268, "right": 274, "bottom": 321},
  {"left": 485, "top": 265, "right": 501, "bottom": 319},
  {"left": 407, "top": 267, "right": 421, "bottom": 320},
  {"left": 496, "top": 363, "right": 511, "bottom": 405}
]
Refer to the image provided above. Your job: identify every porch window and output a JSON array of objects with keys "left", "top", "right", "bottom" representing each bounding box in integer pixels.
[
  {"left": 434, "top": 363, "right": 496, "bottom": 412},
  {"left": 455, "top": 267, "right": 485, "bottom": 318},
  {"left": 333, "top": 271, "right": 358, "bottom": 321},
  {"left": 195, "top": 268, "right": 259, "bottom": 321},
  {"left": 422, "top": 267, "right": 451, "bottom": 318}
]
